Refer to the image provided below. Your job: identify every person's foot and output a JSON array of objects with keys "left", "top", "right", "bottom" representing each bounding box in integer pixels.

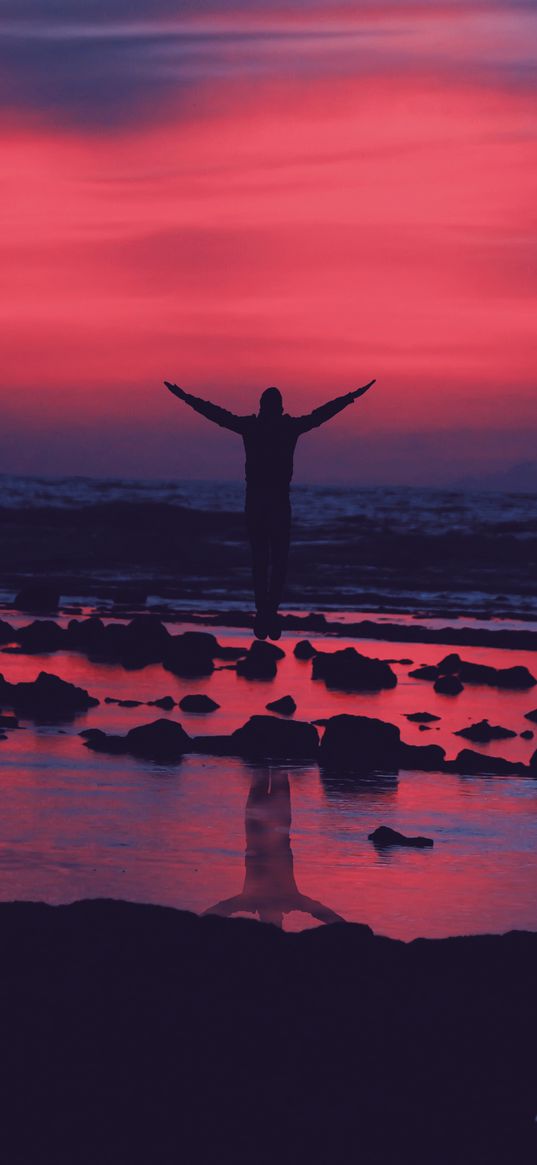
[
  {"left": 267, "top": 611, "right": 282, "bottom": 640},
  {"left": 253, "top": 610, "right": 268, "bottom": 640}
]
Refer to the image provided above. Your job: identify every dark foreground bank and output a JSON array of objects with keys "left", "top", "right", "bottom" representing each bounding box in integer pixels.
[{"left": 2, "top": 901, "right": 535, "bottom": 1165}]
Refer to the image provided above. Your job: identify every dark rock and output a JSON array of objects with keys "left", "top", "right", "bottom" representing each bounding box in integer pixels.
[
  {"left": 434, "top": 675, "right": 464, "bottom": 695},
  {"left": 520, "top": 729, "right": 534, "bottom": 740},
  {"left": 179, "top": 694, "right": 220, "bottom": 713},
  {"left": 191, "top": 734, "right": 235, "bottom": 756},
  {"left": 265, "top": 695, "right": 296, "bottom": 716},
  {"left": 66, "top": 617, "right": 107, "bottom": 655},
  {"left": 0, "top": 671, "right": 98, "bottom": 718},
  {"left": 80, "top": 728, "right": 125, "bottom": 754},
  {"left": 231, "top": 715, "right": 319, "bottom": 760},
  {"left": 125, "top": 719, "right": 191, "bottom": 761},
  {"left": 398, "top": 742, "right": 446, "bottom": 770},
  {"left": 368, "top": 825, "right": 433, "bottom": 848},
  {"left": 524, "top": 708, "right": 537, "bottom": 723},
  {"left": 213, "top": 644, "right": 248, "bottom": 661},
  {"left": 405, "top": 712, "right": 440, "bottom": 722},
  {"left": 0, "top": 619, "right": 14, "bottom": 646},
  {"left": 0, "top": 713, "right": 19, "bottom": 729},
  {"left": 104, "top": 697, "right": 118, "bottom": 704},
  {"left": 530, "top": 749, "right": 537, "bottom": 772},
  {"left": 418, "top": 724, "right": 431, "bottom": 731},
  {"left": 236, "top": 640, "right": 285, "bottom": 680},
  {"left": 293, "top": 639, "right": 317, "bottom": 660},
  {"left": 437, "top": 652, "right": 462, "bottom": 674},
  {"left": 164, "top": 631, "right": 217, "bottom": 678},
  {"left": 455, "top": 720, "right": 516, "bottom": 743},
  {"left": 13, "top": 585, "right": 60, "bottom": 613},
  {"left": 1, "top": 900, "right": 536, "bottom": 1165},
  {"left": 319, "top": 714, "right": 401, "bottom": 772},
  {"left": 149, "top": 696, "right": 176, "bottom": 710},
  {"left": 447, "top": 749, "right": 525, "bottom": 776},
  {"left": 312, "top": 648, "right": 397, "bottom": 692},
  {"left": 15, "top": 620, "right": 66, "bottom": 654},
  {"left": 0, "top": 731, "right": 7, "bottom": 740},
  {"left": 437, "top": 653, "right": 536, "bottom": 690},
  {"left": 409, "top": 665, "right": 440, "bottom": 680},
  {"left": 399, "top": 658, "right": 413, "bottom": 665},
  {"left": 117, "top": 699, "right": 142, "bottom": 708},
  {"left": 83, "top": 718, "right": 191, "bottom": 762}
]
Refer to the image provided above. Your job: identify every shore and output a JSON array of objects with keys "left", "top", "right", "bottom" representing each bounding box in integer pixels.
[
  {"left": 2, "top": 899, "right": 536, "bottom": 1165},
  {"left": 1, "top": 489, "right": 537, "bottom": 620}
]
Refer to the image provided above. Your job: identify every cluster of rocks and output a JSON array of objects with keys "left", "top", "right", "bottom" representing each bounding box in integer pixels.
[
  {"left": 0, "top": 671, "right": 98, "bottom": 718},
  {"left": 0, "top": 616, "right": 247, "bottom": 675},
  {"left": 79, "top": 708, "right": 537, "bottom": 776},
  {"left": 410, "top": 652, "right": 536, "bottom": 694}
]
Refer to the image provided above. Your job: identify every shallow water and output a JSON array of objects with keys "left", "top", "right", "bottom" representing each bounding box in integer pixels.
[{"left": 1, "top": 622, "right": 536, "bottom": 937}]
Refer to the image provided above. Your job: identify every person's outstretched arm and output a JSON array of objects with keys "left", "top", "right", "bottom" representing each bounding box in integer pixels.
[
  {"left": 164, "top": 381, "right": 246, "bottom": 434},
  {"left": 294, "top": 379, "right": 375, "bottom": 435}
]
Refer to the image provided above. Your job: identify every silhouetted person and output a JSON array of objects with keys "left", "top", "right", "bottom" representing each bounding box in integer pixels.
[
  {"left": 165, "top": 378, "right": 375, "bottom": 638},
  {"left": 204, "top": 768, "right": 344, "bottom": 928}
]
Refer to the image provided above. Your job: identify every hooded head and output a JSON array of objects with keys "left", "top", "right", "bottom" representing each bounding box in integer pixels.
[{"left": 259, "top": 386, "right": 283, "bottom": 419}]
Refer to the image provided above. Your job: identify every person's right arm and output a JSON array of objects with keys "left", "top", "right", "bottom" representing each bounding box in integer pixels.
[{"left": 164, "top": 382, "right": 246, "bottom": 434}]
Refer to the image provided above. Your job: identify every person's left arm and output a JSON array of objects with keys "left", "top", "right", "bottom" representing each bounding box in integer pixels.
[{"left": 294, "top": 379, "right": 375, "bottom": 434}]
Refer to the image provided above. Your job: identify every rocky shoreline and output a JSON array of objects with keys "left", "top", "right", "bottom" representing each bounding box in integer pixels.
[{"left": 1, "top": 899, "right": 535, "bottom": 1165}]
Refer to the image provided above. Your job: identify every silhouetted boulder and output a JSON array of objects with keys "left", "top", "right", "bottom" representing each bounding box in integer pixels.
[
  {"left": 80, "top": 728, "right": 125, "bottom": 755},
  {"left": 434, "top": 675, "right": 464, "bottom": 695},
  {"left": 231, "top": 715, "right": 319, "bottom": 760},
  {"left": 179, "top": 694, "right": 220, "bottom": 713},
  {"left": 398, "top": 742, "right": 446, "bottom": 770},
  {"left": 312, "top": 648, "right": 397, "bottom": 692},
  {"left": 448, "top": 749, "right": 524, "bottom": 776},
  {"left": 149, "top": 696, "right": 176, "bottom": 710},
  {"left": 530, "top": 749, "right": 537, "bottom": 772},
  {"left": 213, "top": 644, "right": 248, "bottom": 661},
  {"left": 15, "top": 620, "right": 66, "bottom": 654},
  {"left": 0, "top": 671, "right": 98, "bottom": 718},
  {"left": 266, "top": 695, "right": 296, "bottom": 716},
  {"left": 405, "top": 712, "right": 440, "bottom": 722},
  {"left": 368, "top": 826, "right": 433, "bottom": 848},
  {"left": 409, "top": 665, "right": 440, "bottom": 680},
  {"left": 520, "top": 729, "right": 534, "bottom": 740},
  {"left": 190, "top": 734, "right": 235, "bottom": 756},
  {"left": 82, "top": 718, "right": 191, "bottom": 762},
  {"left": 455, "top": 719, "right": 516, "bottom": 743},
  {"left": 236, "top": 640, "right": 284, "bottom": 680},
  {"left": 419, "top": 724, "right": 431, "bottom": 731},
  {"left": 437, "top": 653, "right": 536, "bottom": 690},
  {"left": 319, "top": 714, "right": 401, "bottom": 772},
  {"left": 293, "top": 640, "right": 317, "bottom": 660},
  {"left": 164, "top": 632, "right": 216, "bottom": 678},
  {"left": 524, "top": 708, "right": 537, "bottom": 723},
  {"left": 0, "top": 620, "right": 14, "bottom": 646},
  {"left": 66, "top": 617, "right": 107, "bottom": 655},
  {"left": 13, "top": 585, "right": 59, "bottom": 613}
]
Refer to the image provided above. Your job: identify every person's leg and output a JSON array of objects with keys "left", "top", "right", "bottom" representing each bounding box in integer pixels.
[
  {"left": 245, "top": 493, "right": 270, "bottom": 635},
  {"left": 266, "top": 496, "right": 291, "bottom": 636}
]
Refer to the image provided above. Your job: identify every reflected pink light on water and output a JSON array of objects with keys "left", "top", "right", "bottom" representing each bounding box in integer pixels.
[{"left": 0, "top": 626, "right": 536, "bottom": 937}]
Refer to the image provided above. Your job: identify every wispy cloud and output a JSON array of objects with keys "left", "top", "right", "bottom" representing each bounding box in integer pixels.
[{"left": 1, "top": 1, "right": 536, "bottom": 127}]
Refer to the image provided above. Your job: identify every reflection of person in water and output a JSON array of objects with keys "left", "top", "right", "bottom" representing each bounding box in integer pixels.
[
  {"left": 204, "top": 768, "right": 344, "bottom": 928},
  {"left": 164, "top": 379, "right": 375, "bottom": 640}
]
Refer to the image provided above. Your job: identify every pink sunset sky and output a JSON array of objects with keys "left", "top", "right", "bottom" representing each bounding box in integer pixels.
[{"left": 1, "top": 0, "right": 536, "bottom": 485}]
